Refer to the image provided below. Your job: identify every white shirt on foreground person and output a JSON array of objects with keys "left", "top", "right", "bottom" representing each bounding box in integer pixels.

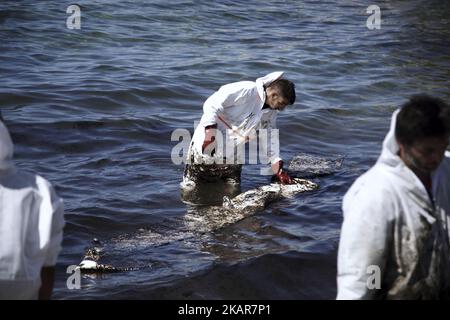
[
  {"left": 337, "top": 109, "right": 450, "bottom": 299},
  {"left": 0, "top": 121, "right": 65, "bottom": 299}
]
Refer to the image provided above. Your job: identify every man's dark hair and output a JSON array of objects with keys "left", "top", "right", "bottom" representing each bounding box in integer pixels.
[
  {"left": 395, "top": 94, "right": 450, "bottom": 146},
  {"left": 268, "top": 79, "right": 296, "bottom": 105}
]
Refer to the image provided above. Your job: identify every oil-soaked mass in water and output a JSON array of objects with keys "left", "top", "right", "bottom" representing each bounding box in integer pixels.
[{"left": 78, "top": 177, "right": 318, "bottom": 272}]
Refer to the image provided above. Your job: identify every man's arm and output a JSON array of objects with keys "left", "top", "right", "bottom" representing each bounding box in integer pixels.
[
  {"left": 271, "top": 160, "right": 282, "bottom": 174},
  {"left": 202, "top": 124, "right": 217, "bottom": 155},
  {"left": 337, "top": 180, "right": 394, "bottom": 299},
  {"left": 260, "top": 112, "right": 293, "bottom": 183},
  {"left": 38, "top": 267, "right": 55, "bottom": 300},
  {"left": 36, "top": 177, "right": 65, "bottom": 300},
  {"left": 259, "top": 112, "right": 282, "bottom": 169}
]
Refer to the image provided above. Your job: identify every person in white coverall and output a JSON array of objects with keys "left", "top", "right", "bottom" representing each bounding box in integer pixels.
[
  {"left": 181, "top": 72, "right": 296, "bottom": 202},
  {"left": 337, "top": 95, "right": 450, "bottom": 299},
  {"left": 0, "top": 120, "right": 65, "bottom": 300}
]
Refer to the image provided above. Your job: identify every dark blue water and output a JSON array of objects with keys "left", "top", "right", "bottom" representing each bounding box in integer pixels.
[{"left": 1, "top": 0, "right": 449, "bottom": 299}]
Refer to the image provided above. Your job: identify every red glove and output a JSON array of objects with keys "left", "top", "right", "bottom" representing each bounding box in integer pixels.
[
  {"left": 202, "top": 124, "right": 217, "bottom": 155},
  {"left": 202, "top": 137, "right": 215, "bottom": 153},
  {"left": 275, "top": 170, "right": 294, "bottom": 184},
  {"left": 273, "top": 160, "right": 294, "bottom": 184}
]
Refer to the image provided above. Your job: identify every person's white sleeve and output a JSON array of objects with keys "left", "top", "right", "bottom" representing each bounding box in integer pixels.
[
  {"left": 337, "top": 179, "right": 395, "bottom": 300},
  {"left": 201, "top": 85, "right": 253, "bottom": 127},
  {"left": 439, "top": 152, "right": 450, "bottom": 242},
  {"left": 259, "top": 111, "right": 282, "bottom": 165},
  {"left": 36, "top": 176, "right": 65, "bottom": 267}
]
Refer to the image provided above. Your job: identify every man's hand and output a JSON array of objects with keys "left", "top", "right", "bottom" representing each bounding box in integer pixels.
[
  {"left": 38, "top": 266, "right": 55, "bottom": 300},
  {"left": 202, "top": 124, "right": 217, "bottom": 155},
  {"left": 272, "top": 160, "right": 294, "bottom": 184},
  {"left": 275, "top": 170, "right": 294, "bottom": 184}
]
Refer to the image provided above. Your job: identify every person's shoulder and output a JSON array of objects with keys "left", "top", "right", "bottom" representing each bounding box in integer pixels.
[
  {"left": 220, "top": 80, "right": 256, "bottom": 92},
  {"left": 349, "top": 164, "right": 393, "bottom": 191},
  {"left": 34, "top": 174, "right": 64, "bottom": 212},
  {"left": 344, "top": 164, "right": 397, "bottom": 209},
  {"left": 442, "top": 151, "right": 450, "bottom": 165},
  {"left": 1, "top": 170, "right": 61, "bottom": 200},
  {"left": 437, "top": 151, "right": 450, "bottom": 175},
  {"left": 2, "top": 169, "right": 36, "bottom": 188},
  {"left": 15, "top": 171, "right": 57, "bottom": 195},
  {"left": 34, "top": 174, "right": 59, "bottom": 196}
]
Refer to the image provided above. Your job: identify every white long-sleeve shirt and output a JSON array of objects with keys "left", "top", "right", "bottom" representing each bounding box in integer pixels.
[
  {"left": 337, "top": 110, "right": 450, "bottom": 299},
  {"left": 189, "top": 72, "right": 284, "bottom": 166},
  {"left": 0, "top": 121, "right": 65, "bottom": 300}
]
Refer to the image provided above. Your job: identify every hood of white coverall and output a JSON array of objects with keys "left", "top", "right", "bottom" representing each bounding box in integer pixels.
[
  {"left": 255, "top": 71, "right": 284, "bottom": 101},
  {"left": 378, "top": 109, "right": 450, "bottom": 175},
  {"left": 0, "top": 121, "right": 15, "bottom": 172}
]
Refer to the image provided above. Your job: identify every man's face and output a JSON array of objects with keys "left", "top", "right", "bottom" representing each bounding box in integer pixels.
[
  {"left": 266, "top": 87, "right": 289, "bottom": 111},
  {"left": 399, "top": 135, "right": 449, "bottom": 174}
]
